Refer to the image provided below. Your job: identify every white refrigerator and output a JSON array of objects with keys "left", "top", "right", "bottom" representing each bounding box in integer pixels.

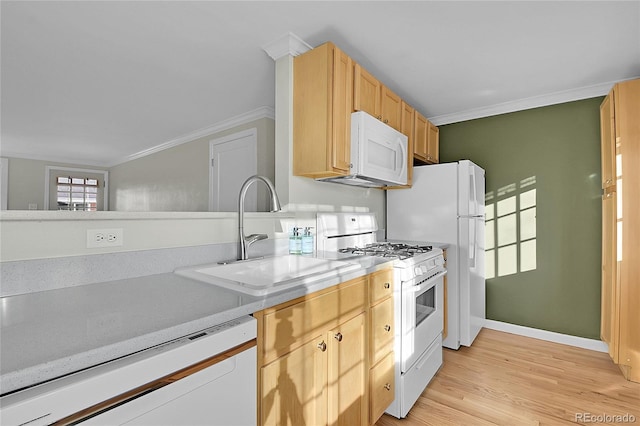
[{"left": 387, "top": 160, "right": 485, "bottom": 350}]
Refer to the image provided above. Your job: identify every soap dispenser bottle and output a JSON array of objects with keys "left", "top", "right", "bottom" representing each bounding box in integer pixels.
[
  {"left": 302, "top": 227, "right": 314, "bottom": 254},
  {"left": 289, "top": 227, "right": 302, "bottom": 254}
]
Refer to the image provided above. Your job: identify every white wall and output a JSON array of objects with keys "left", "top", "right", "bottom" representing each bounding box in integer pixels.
[
  {"left": 3, "top": 158, "right": 109, "bottom": 210},
  {"left": 109, "top": 117, "right": 275, "bottom": 212},
  {"left": 0, "top": 211, "right": 290, "bottom": 262}
]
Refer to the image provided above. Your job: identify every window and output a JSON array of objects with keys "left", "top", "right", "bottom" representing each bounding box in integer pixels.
[
  {"left": 55, "top": 176, "right": 99, "bottom": 211},
  {"left": 45, "top": 166, "right": 108, "bottom": 211},
  {"left": 485, "top": 176, "right": 537, "bottom": 279}
]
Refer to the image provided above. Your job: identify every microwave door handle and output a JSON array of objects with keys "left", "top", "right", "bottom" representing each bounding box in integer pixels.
[{"left": 398, "top": 136, "right": 407, "bottom": 177}]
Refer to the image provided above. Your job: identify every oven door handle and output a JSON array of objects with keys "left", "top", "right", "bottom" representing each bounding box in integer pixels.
[{"left": 407, "top": 270, "right": 447, "bottom": 295}]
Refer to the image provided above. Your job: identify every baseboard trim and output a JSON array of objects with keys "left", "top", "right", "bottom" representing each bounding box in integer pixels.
[{"left": 484, "top": 319, "right": 608, "bottom": 353}]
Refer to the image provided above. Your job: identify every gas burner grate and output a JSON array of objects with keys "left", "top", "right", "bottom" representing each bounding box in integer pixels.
[{"left": 338, "top": 242, "right": 432, "bottom": 259}]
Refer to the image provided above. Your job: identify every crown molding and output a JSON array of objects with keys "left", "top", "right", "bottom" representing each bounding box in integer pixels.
[
  {"left": 110, "top": 106, "right": 275, "bottom": 166},
  {"left": 428, "top": 80, "right": 622, "bottom": 126},
  {"left": 262, "top": 32, "right": 312, "bottom": 60},
  {"left": 0, "top": 151, "right": 111, "bottom": 168}
]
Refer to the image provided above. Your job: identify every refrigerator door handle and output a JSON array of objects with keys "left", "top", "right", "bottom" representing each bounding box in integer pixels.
[
  {"left": 470, "top": 168, "right": 477, "bottom": 216},
  {"left": 469, "top": 217, "right": 477, "bottom": 268}
]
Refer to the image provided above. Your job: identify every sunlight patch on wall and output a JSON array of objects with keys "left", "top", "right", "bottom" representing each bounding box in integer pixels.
[{"left": 485, "top": 176, "right": 537, "bottom": 279}]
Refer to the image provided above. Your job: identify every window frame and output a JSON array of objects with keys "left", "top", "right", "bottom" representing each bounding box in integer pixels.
[{"left": 44, "top": 166, "right": 109, "bottom": 211}]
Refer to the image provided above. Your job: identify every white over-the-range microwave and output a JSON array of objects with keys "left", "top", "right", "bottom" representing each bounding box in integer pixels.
[{"left": 319, "top": 111, "right": 408, "bottom": 188}]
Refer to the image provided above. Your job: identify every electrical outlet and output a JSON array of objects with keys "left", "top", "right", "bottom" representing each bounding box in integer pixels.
[{"left": 87, "top": 228, "right": 124, "bottom": 248}]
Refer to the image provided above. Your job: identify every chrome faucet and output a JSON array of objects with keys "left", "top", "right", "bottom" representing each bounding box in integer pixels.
[{"left": 237, "top": 175, "right": 281, "bottom": 261}]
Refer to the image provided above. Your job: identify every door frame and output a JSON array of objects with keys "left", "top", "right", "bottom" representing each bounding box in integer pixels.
[{"left": 208, "top": 128, "right": 257, "bottom": 212}]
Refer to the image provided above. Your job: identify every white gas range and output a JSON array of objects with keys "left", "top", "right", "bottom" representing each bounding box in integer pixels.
[{"left": 316, "top": 213, "right": 447, "bottom": 419}]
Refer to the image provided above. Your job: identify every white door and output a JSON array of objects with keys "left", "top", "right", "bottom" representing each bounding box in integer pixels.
[{"left": 209, "top": 129, "right": 257, "bottom": 212}]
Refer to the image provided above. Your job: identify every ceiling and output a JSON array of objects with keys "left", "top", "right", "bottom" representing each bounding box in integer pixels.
[{"left": 2, "top": 1, "right": 639, "bottom": 167}]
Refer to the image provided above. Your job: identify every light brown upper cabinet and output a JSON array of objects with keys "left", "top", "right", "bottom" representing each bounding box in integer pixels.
[
  {"left": 414, "top": 110, "right": 428, "bottom": 161},
  {"left": 427, "top": 121, "right": 440, "bottom": 164},
  {"left": 600, "top": 78, "right": 640, "bottom": 383},
  {"left": 380, "top": 86, "right": 402, "bottom": 131},
  {"left": 293, "top": 42, "right": 353, "bottom": 178},
  {"left": 353, "top": 64, "right": 381, "bottom": 120},
  {"left": 414, "top": 110, "right": 439, "bottom": 164},
  {"left": 399, "top": 101, "right": 415, "bottom": 187},
  {"left": 294, "top": 41, "right": 436, "bottom": 186},
  {"left": 354, "top": 64, "right": 402, "bottom": 132}
]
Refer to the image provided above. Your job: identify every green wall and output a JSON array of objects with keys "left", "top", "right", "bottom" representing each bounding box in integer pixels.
[{"left": 439, "top": 97, "right": 603, "bottom": 339}]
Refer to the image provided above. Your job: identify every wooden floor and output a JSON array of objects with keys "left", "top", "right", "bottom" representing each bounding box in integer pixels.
[{"left": 376, "top": 328, "right": 640, "bottom": 426}]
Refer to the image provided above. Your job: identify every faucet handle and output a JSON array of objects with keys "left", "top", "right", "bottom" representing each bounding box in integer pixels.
[{"left": 245, "top": 233, "right": 268, "bottom": 245}]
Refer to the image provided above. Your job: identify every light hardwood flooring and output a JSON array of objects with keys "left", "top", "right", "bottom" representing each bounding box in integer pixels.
[{"left": 376, "top": 328, "right": 640, "bottom": 425}]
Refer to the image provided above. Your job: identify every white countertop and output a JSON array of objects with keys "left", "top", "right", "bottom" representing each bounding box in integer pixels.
[{"left": 0, "top": 253, "right": 392, "bottom": 395}]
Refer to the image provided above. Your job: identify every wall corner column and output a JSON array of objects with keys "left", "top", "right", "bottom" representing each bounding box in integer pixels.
[{"left": 262, "top": 32, "right": 311, "bottom": 211}]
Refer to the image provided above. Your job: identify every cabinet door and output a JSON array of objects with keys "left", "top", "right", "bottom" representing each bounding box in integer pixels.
[
  {"left": 293, "top": 42, "right": 351, "bottom": 178},
  {"left": 327, "top": 313, "right": 367, "bottom": 426},
  {"left": 601, "top": 190, "right": 618, "bottom": 362},
  {"left": 369, "top": 268, "right": 394, "bottom": 306},
  {"left": 369, "top": 351, "right": 395, "bottom": 425},
  {"left": 332, "top": 46, "right": 353, "bottom": 173},
  {"left": 426, "top": 121, "right": 439, "bottom": 164},
  {"left": 261, "top": 335, "right": 327, "bottom": 426},
  {"left": 615, "top": 79, "right": 640, "bottom": 383},
  {"left": 600, "top": 93, "right": 616, "bottom": 189},
  {"left": 370, "top": 298, "right": 394, "bottom": 367},
  {"left": 400, "top": 102, "right": 415, "bottom": 187},
  {"left": 353, "top": 64, "right": 381, "bottom": 119},
  {"left": 381, "top": 86, "right": 402, "bottom": 131},
  {"left": 414, "top": 110, "right": 428, "bottom": 162}
]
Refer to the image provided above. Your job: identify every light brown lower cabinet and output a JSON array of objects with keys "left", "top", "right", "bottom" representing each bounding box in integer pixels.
[
  {"left": 254, "top": 269, "right": 394, "bottom": 425},
  {"left": 369, "top": 351, "right": 395, "bottom": 423}
]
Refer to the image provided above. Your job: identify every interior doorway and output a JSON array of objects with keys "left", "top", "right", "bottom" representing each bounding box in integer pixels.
[{"left": 209, "top": 128, "right": 258, "bottom": 212}]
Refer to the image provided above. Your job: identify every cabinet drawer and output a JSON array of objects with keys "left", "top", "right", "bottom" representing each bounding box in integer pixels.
[
  {"left": 370, "top": 351, "right": 395, "bottom": 425},
  {"left": 370, "top": 297, "right": 394, "bottom": 366},
  {"left": 369, "top": 268, "right": 393, "bottom": 305},
  {"left": 260, "top": 277, "right": 366, "bottom": 364}
]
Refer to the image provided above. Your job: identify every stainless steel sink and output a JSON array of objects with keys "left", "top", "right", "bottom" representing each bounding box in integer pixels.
[{"left": 174, "top": 255, "right": 362, "bottom": 296}]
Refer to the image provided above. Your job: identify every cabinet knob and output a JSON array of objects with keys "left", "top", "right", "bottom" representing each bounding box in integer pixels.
[
  {"left": 377, "top": 115, "right": 382, "bottom": 120},
  {"left": 384, "top": 383, "right": 391, "bottom": 391},
  {"left": 383, "top": 282, "right": 390, "bottom": 289},
  {"left": 334, "top": 332, "right": 343, "bottom": 342},
  {"left": 317, "top": 341, "right": 327, "bottom": 352},
  {"left": 384, "top": 325, "right": 391, "bottom": 332},
  {"left": 384, "top": 119, "right": 389, "bottom": 124}
]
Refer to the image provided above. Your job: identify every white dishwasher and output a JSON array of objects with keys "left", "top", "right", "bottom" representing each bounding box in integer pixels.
[{"left": 1, "top": 316, "right": 256, "bottom": 426}]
